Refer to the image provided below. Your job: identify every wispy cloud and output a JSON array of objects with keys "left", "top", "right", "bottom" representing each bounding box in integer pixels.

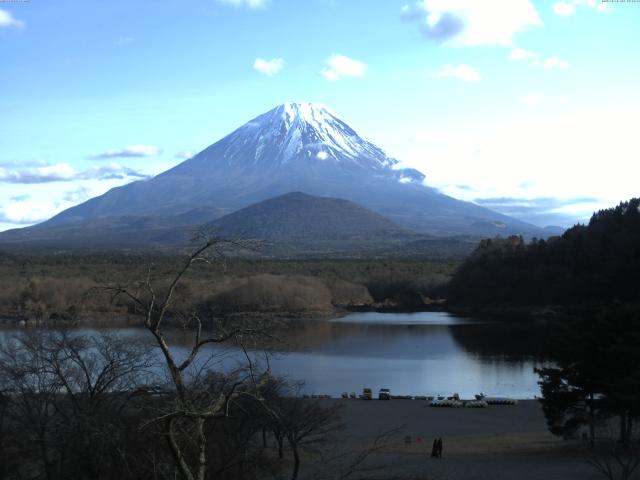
[
  {"left": 0, "top": 162, "right": 149, "bottom": 184},
  {"left": 510, "top": 48, "right": 569, "bottom": 71},
  {"left": 0, "top": 9, "right": 24, "bottom": 28},
  {"left": 430, "top": 64, "right": 481, "bottom": 82},
  {"left": 474, "top": 196, "right": 601, "bottom": 227},
  {"left": 401, "top": 0, "right": 542, "bottom": 47},
  {"left": 543, "top": 56, "right": 569, "bottom": 69},
  {"left": 553, "top": 0, "right": 609, "bottom": 16},
  {"left": 509, "top": 47, "right": 539, "bottom": 61},
  {"left": 552, "top": 1, "right": 576, "bottom": 15},
  {"left": 174, "top": 151, "right": 195, "bottom": 160},
  {"left": 253, "top": 57, "right": 284, "bottom": 76},
  {"left": 321, "top": 54, "right": 367, "bottom": 81},
  {"left": 216, "top": 0, "right": 268, "bottom": 8},
  {"left": 63, "top": 186, "right": 91, "bottom": 203},
  {"left": 88, "top": 144, "right": 162, "bottom": 159},
  {"left": 9, "top": 194, "right": 29, "bottom": 202}
]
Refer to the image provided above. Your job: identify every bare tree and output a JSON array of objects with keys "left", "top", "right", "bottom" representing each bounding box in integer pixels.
[
  {"left": 0, "top": 332, "right": 64, "bottom": 480},
  {"left": 106, "top": 237, "right": 273, "bottom": 480},
  {"left": 0, "top": 330, "right": 158, "bottom": 480},
  {"left": 589, "top": 440, "right": 640, "bottom": 480}
]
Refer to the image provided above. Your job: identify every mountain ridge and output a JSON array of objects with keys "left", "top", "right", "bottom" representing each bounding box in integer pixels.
[{"left": 3, "top": 102, "right": 549, "bottom": 248}]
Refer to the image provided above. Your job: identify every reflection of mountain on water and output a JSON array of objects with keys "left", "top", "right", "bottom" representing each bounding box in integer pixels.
[
  {"left": 268, "top": 313, "right": 552, "bottom": 362},
  {"left": 0, "top": 316, "right": 546, "bottom": 398},
  {"left": 448, "top": 322, "right": 550, "bottom": 360},
  {"left": 273, "top": 320, "right": 461, "bottom": 360},
  {"left": 322, "top": 323, "right": 461, "bottom": 360}
]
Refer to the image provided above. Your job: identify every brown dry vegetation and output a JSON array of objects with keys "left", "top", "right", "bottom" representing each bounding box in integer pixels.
[{"left": 0, "top": 252, "right": 455, "bottom": 323}]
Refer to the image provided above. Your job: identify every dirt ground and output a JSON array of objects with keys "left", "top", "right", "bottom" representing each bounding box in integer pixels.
[{"left": 316, "top": 399, "right": 633, "bottom": 480}]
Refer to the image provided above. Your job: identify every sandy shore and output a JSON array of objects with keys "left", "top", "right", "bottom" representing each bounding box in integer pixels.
[{"left": 317, "top": 399, "right": 608, "bottom": 480}]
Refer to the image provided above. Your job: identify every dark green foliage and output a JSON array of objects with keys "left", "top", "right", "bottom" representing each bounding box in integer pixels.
[
  {"left": 448, "top": 198, "right": 640, "bottom": 307},
  {"left": 536, "top": 306, "right": 640, "bottom": 444}
]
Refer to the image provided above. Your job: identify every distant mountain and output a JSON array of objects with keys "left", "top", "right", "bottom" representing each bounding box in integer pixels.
[
  {"left": 200, "top": 192, "right": 479, "bottom": 258},
  {"left": 207, "top": 192, "right": 404, "bottom": 240},
  {"left": 0, "top": 102, "right": 551, "bottom": 252},
  {"left": 0, "top": 192, "right": 479, "bottom": 258}
]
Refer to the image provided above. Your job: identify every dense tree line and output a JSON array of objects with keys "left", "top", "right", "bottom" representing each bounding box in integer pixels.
[
  {"left": 447, "top": 198, "right": 640, "bottom": 307},
  {"left": 536, "top": 306, "right": 640, "bottom": 445}
]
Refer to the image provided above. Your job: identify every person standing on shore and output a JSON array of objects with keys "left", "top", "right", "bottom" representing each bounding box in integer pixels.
[
  {"left": 430, "top": 438, "right": 438, "bottom": 458},
  {"left": 437, "top": 438, "right": 443, "bottom": 458}
]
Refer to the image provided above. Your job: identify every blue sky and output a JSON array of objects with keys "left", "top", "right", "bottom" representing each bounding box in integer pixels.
[{"left": 1, "top": 0, "right": 639, "bottom": 231}]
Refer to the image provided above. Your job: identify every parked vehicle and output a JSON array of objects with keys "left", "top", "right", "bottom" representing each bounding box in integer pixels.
[
  {"left": 362, "top": 387, "right": 373, "bottom": 400},
  {"left": 378, "top": 388, "right": 391, "bottom": 400}
]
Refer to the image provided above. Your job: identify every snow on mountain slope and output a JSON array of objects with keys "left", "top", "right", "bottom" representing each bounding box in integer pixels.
[
  {"left": 167, "top": 102, "right": 422, "bottom": 180},
  {"left": 32, "top": 102, "right": 545, "bottom": 238}
]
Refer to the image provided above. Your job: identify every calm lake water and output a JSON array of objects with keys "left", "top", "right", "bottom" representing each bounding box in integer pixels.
[{"left": 0, "top": 311, "right": 549, "bottom": 399}]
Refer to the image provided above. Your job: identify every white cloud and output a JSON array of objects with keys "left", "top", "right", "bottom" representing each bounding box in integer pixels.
[
  {"left": 431, "top": 64, "right": 481, "bottom": 82},
  {"left": 0, "top": 162, "right": 165, "bottom": 230},
  {"left": 175, "top": 150, "right": 195, "bottom": 160},
  {"left": 390, "top": 106, "right": 638, "bottom": 227},
  {"left": 553, "top": 0, "right": 609, "bottom": 16},
  {"left": 0, "top": 8, "right": 24, "bottom": 28},
  {"left": 321, "top": 54, "right": 367, "bottom": 81},
  {"left": 552, "top": 1, "right": 576, "bottom": 15},
  {"left": 89, "top": 144, "right": 162, "bottom": 159},
  {"left": 253, "top": 57, "right": 284, "bottom": 76},
  {"left": 216, "top": 0, "right": 268, "bottom": 8},
  {"left": 401, "top": 0, "right": 542, "bottom": 47},
  {"left": 510, "top": 49, "right": 568, "bottom": 71},
  {"left": 0, "top": 200, "right": 62, "bottom": 225},
  {"left": 553, "top": 0, "right": 576, "bottom": 17},
  {"left": 543, "top": 57, "right": 569, "bottom": 69},
  {"left": 0, "top": 162, "right": 148, "bottom": 184},
  {"left": 509, "top": 47, "right": 538, "bottom": 60}
]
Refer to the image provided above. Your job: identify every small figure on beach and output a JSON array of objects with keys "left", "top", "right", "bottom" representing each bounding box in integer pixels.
[
  {"left": 436, "top": 437, "right": 443, "bottom": 458},
  {"left": 430, "top": 438, "right": 438, "bottom": 458}
]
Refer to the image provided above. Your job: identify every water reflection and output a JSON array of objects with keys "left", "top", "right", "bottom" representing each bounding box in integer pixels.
[{"left": 0, "top": 312, "right": 549, "bottom": 399}]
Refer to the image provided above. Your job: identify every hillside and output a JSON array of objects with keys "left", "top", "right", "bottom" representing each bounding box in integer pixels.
[
  {"left": 0, "top": 192, "right": 478, "bottom": 259},
  {"left": 1, "top": 103, "right": 548, "bottom": 250},
  {"left": 207, "top": 192, "right": 404, "bottom": 240}
]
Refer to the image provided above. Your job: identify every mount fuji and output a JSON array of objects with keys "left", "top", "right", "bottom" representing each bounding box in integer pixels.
[{"left": 1, "top": 102, "right": 547, "bottom": 250}]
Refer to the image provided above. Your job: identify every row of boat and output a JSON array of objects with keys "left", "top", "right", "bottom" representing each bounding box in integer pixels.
[{"left": 315, "top": 391, "right": 520, "bottom": 406}]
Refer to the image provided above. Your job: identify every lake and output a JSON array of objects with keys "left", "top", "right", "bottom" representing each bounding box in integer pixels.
[{"left": 0, "top": 311, "right": 549, "bottom": 399}]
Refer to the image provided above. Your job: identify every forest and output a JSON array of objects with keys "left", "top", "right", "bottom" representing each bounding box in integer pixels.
[{"left": 447, "top": 198, "right": 640, "bottom": 309}]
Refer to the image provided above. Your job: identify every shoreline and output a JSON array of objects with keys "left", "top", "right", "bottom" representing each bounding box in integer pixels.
[{"left": 322, "top": 398, "right": 597, "bottom": 480}]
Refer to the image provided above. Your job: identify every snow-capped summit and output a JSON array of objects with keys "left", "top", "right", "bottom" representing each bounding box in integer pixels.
[
  {"left": 37, "top": 103, "right": 546, "bottom": 238},
  {"left": 179, "top": 102, "right": 409, "bottom": 174}
]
